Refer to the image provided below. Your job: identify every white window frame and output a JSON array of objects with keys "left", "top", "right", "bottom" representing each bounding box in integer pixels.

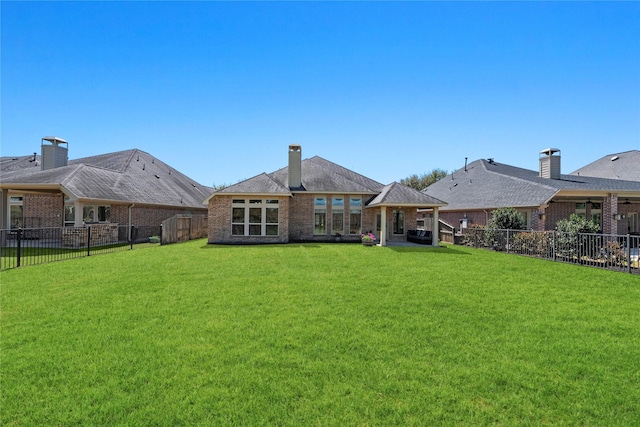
[
  {"left": 349, "top": 197, "right": 362, "bottom": 235},
  {"left": 82, "top": 204, "right": 111, "bottom": 223},
  {"left": 9, "top": 195, "right": 24, "bottom": 229},
  {"left": 331, "top": 197, "right": 344, "bottom": 235},
  {"left": 231, "top": 199, "right": 279, "bottom": 236},
  {"left": 314, "top": 197, "right": 327, "bottom": 235}
]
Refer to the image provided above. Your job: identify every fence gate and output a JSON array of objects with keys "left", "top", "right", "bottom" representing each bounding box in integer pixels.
[
  {"left": 160, "top": 214, "right": 208, "bottom": 245},
  {"left": 176, "top": 217, "right": 191, "bottom": 242}
]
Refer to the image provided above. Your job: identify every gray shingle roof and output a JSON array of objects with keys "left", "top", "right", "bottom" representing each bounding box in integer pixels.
[
  {"left": 208, "top": 156, "right": 386, "bottom": 199},
  {"left": 0, "top": 154, "right": 41, "bottom": 172},
  {"left": 423, "top": 158, "right": 640, "bottom": 211},
  {"left": 270, "top": 156, "right": 386, "bottom": 193},
  {"left": 367, "top": 182, "right": 446, "bottom": 207},
  {"left": 1, "top": 149, "right": 212, "bottom": 209},
  {"left": 570, "top": 150, "right": 640, "bottom": 181},
  {"left": 211, "top": 173, "right": 291, "bottom": 197}
]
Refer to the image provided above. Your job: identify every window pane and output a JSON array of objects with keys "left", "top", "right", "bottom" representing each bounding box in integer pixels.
[
  {"left": 393, "top": 210, "right": 405, "bottom": 234},
  {"left": 232, "top": 224, "right": 245, "bottom": 235},
  {"left": 266, "top": 207, "right": 278, "bottom": 224},
  {"left": 249, "top": 224, "right": 262, "bottom": 235},
  {"left": 65, "top": 206, "right": 75, "bottom": 222},
  {"left": 332, "top": 197, "right": 344, "bottom": 206},
  {"left": 83, "top": 206, "right": 95, "bottom": 222},
  {"left": 249, "top": 199, "right": 262, "bottom": 205},
  {"left": 249, "top": 208, "right": 262, "bottom": 223},
  {"left": 10, "top": 205, "right": 23, "bottom": 229},
  {"left": 315, "top": 197, "right": 326, "bottom": 206},
  {"left": 332, "top": 211, "right": 344, "bottom": 234},
  {"left": 315, "top": 211, "right": 326, "bottom": 234},
  {"left": 266, "top": 199, "right": 279, "bottom": 204},
  {"left": 232, "top": 207, "right": 245, "bottom": 223},
  {"left": 266, "top": 225, "right": 278, "bottom": 235},
  {"left": 232, "top": 199, "right": 245, "bottom": 204},
  {"left": 350, "top": 197, "right": 362, "bottom": 206},
  {"left": 350, "top": 210, "right": 361, "bottom": 234},
  {"left": 98, "top": 206, "right": 110, "bottom": 222}
]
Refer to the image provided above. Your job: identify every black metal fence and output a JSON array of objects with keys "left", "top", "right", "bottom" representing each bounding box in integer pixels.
[
  {"left": 1, "top": 224, "right": 162, "bottom": 270},
  {"left": 462, "top": 228, "right": 640, "bottom": 274}
]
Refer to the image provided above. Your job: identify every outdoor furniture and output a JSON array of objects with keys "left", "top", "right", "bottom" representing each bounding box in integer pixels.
[{"left": 407, "top": 230, "right": 432, "bottom": 245}]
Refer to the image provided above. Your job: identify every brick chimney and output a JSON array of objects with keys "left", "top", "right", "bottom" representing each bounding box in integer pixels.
[
  {"left": 288, "top": 145, "right": 302, "bottom": 189},
  {"left": 539, "top": 148, "right": 561, "bottom": 179}
]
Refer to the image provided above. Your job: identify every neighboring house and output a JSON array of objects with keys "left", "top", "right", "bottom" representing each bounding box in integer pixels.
[
  {"left": 422, "top": 148, "right": 640, "bottom": 235},
  {"left": 571, "top": 150, "right": 640, "bottom": 182},
  {"left": 1, "top": 137, "right": 211, "bottom": 238},
  {"left": 205, "top": 145, "right": 447, "bottom": 246}
]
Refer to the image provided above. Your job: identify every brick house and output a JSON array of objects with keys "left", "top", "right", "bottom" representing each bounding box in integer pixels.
[
  {"left": 0, "top": 137, "right": 211, "bottom": 239},
  {"left": 422, "top": 149, "right": 640, "bottom": 235},
  {"left": 205, "top": 146, "right": 447, "bottom": 246}
]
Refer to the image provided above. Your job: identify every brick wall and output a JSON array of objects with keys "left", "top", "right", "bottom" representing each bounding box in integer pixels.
[
  {"left": 209, "top": 192, "right": 381, "bottom": 244},
  {"left": 438, "top": 211, "right": 490, "bottom": 232},
  {"left": 616, "top": 201, "right": 640, "bottom": 234},
  {"left": 22, "top": 192, "right": 205, "bottom": 229},
  {"left": 24, "top": 193, "right": 63, "bottom": 227},
  {"left": 208, "top": 195, "right": 290, "bottom": 244}
]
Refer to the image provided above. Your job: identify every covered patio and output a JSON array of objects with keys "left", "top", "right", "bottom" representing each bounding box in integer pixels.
[{"left": 365, "top": 182, "right": 447, "bottom": 247}]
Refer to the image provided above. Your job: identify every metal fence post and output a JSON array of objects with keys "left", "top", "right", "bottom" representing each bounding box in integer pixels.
[
  {"left": 552, "top": 231, "right": 556, "bottom": 262},
  {"left": 87, "top": 226, "right": 91, "bottom": 257},
  {"left": 627, "top": 234, "right": 631, "bottom": 274},
  {"left": 506, "top": 229, "right": 510, "bottom": 254},
  {"left": 16, "top": 228, "right": 22, "bottom": 268},
  {"left": 130, "top": 225, "right": 135, "bottom": 249}
]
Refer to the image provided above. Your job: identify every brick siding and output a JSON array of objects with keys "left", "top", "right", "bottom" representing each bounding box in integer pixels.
[
  {"left": 20, "top": 192, "right": 206, "bottom": 229},
  {"left": 24, "top": 193, "right": 64, "bottom": 227}
]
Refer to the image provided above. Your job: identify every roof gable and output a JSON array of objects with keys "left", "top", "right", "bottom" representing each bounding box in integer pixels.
[
  {"left": 206, "top": 173, "right": 291, "bottom": 201},
  {"left": 269, "top": 156, "right": 385, "bottom": 193},
  {"left": 368, "top": 182, "right": 446, "bottom": 207},
  {"left": 1, "top": 149, "right": 212, "bottom": 208},
  {"left": 424, "top": 158, "right": 640, "bottom": 211},
  {"left": 570, "top": 150, "right": 640, "bottom": 182}
]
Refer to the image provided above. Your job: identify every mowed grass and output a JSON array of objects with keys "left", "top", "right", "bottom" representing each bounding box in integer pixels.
[{"left": 2, "top": 240, "right": 639, "bottom": 426}]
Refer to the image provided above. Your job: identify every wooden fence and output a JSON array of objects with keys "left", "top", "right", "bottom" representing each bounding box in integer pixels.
[{"left": 161, "top": 214, "right": 208, "bottom": 245}]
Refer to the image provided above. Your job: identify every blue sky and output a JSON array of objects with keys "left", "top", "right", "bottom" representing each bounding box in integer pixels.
[{"left": 2, "top": 1, "right": 639, "bottom": 188}]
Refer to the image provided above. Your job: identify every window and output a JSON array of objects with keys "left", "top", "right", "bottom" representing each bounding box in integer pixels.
[
  {"left": 314, "top": 197, "right": 326, "bottom": 235},
  {"left": 232, "top": 199, "right": 279, "bottom": 236},
  {"left": 9, "top": 196, "right": 23, "bottom": 229},
  {"left": 82, "top": 205, "right": 111, "bottom": 223},
  {"left": 575, "top": 203, "right": 586, "bottom": 219},
  {"left": 393, "top": 210, "right": 405, "bottom": 235},
  {"left": 590, "top": 203, "right": 601, "bottom": 229},
  {"left": 332, "top": 197, "right": 344, "bottom": 235},
  {"left": 629, "top": 212, "right": 639, "bottom": 234},
  {"left": 64, "top": 205, "right": 75, "bottom": 226},
  {"left": 349, "top": 197, "right": 362, "bottom": 235},
  {"left": 98, "top": 206, "right": 111, "bottom": 222}
]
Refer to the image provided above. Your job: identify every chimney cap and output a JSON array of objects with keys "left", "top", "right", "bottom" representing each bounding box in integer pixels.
[
  {"left": 289, "top": 145, "right": 301, "bottom": 151},
  {"left": 42, "top": 136, "right": 68, "bottom": 144},
  {"left": 540, "top": 148, "right": 560, "bottom": 156}
]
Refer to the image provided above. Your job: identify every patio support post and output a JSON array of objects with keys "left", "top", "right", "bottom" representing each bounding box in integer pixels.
[
  {"left": 432, "top": 207, "right": 439, "bottom": 247},
  {"left": 380, "top": 207, "right": 387, "bottom": 246}
]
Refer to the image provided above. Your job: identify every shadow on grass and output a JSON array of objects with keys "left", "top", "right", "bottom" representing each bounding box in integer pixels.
[
  {"left": 386, "top": 245, "right": 470, "bottom": 255},
  {"left": 199, "top": 243, "right": 324, "bottom": 250},
  {"left": 198, "top": 242, "right": 470, "bottom": 255}
]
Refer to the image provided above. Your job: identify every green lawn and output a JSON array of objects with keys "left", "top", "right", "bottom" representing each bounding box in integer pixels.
[{"left": 2, "top": 240, "right": 639, "bottom": 425}]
